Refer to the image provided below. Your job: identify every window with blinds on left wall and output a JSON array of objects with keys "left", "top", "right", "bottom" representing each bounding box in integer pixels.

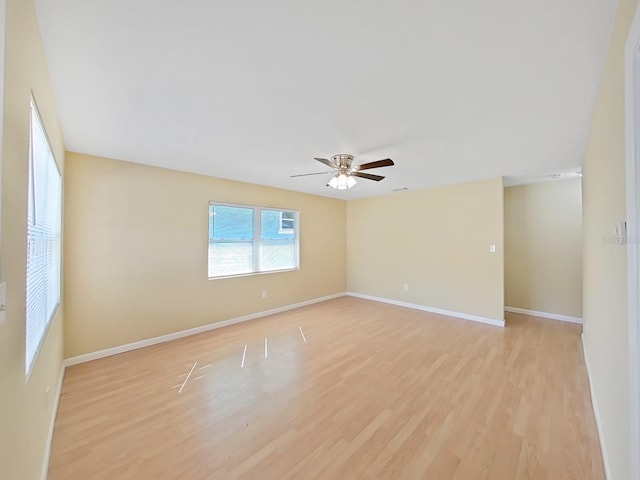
[{"left": 25, "top": 97, "right": 61, "bottom": 375}]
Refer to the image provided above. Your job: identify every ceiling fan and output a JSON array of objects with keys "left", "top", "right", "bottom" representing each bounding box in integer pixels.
[{"left": 291, "top": 154, "right": 395, "bottom": 190}]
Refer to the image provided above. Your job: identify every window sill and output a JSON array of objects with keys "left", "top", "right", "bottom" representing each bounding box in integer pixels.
[{"left": 208, "top": 267, "right": 299, "bottom": 280}]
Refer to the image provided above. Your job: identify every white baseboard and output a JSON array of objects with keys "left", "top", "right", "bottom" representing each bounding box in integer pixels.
[
  {"left": 64, "top": 292, "right": 346, "bottom": 367},
  {"left": 505, "top": 306, "right": 583, "bottom": 324},
  {"left": 40, "top": 364, "right": 65, "bottom": 480},
  {"left": 346, "top": 292, "right": 505, "bottom": 328},
  {"left": 581, "top": 333, "right": 611, "bottom": 480}
]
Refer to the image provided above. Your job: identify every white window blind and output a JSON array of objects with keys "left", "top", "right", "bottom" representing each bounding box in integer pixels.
[{"left": 25, "top": 98, "right": 61, "bottom": 375}]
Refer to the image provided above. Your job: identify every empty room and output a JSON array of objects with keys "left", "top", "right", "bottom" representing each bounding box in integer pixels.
[{"left": 1, "top": 0, "right": 639, "bottom": 479}]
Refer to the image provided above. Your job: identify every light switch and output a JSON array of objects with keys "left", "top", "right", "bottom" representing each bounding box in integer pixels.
[{"left": 489, "top": 244, "right": 496, "bottom": 253}]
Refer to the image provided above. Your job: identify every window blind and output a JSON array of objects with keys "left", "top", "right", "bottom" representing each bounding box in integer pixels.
[{"left": 25, "top": 99, "right": 61, "bottom": 374}]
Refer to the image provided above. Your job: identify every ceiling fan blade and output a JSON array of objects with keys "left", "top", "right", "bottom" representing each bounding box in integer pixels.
[
  {"left": 353, "top": 172, "right": 385, "bottom": 181},
  {"left": 290, "top": 172, "right": 332, "bottom": 177},
  {"left": 314, "top": 157, "right": 338, "bottom": 169},
  {"left": 355, "top": 158, "right": 395, "bottom": 171}
]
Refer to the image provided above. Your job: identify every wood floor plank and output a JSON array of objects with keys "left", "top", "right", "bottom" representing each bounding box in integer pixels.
[{"left": 47, "top": 297, "right": 605, "bottom": 479}]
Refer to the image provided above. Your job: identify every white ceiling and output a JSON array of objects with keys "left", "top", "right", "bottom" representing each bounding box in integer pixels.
[{"left": 34, "top": 0, "right": 617, "bottom": 199}]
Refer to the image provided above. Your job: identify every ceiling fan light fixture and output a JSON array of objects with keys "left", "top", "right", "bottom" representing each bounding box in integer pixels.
[
  {"left": 336, "top": 174, "right": 348, "bottom": 190},
  {"left": 329, "top": 173, "right": 357, "bottom": 190}
]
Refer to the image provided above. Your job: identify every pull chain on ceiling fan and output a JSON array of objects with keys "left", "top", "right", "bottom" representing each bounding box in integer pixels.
[{"left": 291, "top": 154, "right": 395, "bottom": 190}]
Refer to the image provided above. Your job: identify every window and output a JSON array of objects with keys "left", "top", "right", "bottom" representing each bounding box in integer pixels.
[
  {"left": 25, "top": 98, "right": 61, "bottom": 375},
  {"left": 208, "top": 203, "right": 298, "bottom": 278}
]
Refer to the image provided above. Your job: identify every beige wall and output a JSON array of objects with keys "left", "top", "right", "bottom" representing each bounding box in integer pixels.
[
  {"left": 347, "top": 177, "right": 504, "bottom": 322},
  {"left": 64, "top": 153, "right": 346, "bottom": 357},
  {"left": 504, "top": 180, "right": 583, "bottom": 318},
  {"left": 582, "top": 0, "right": 639, "bottom": 478},
  {"left": 0, "top": 0, "right": 66, "bottom": 478}
]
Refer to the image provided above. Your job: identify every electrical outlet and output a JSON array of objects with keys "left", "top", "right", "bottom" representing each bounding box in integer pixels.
[
  {"left": 403, "top": 284, "right": 409, "bottom": 292},
  {"left": 489, "top": 244, "right": 496, "bottom": 253},
  {"left": 262, "top": 291, "right": 268, "bottom": 299}
]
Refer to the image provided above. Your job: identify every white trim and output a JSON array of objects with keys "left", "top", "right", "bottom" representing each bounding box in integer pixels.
[
  {"left": 346, "top": 292, "right": 505, "bottom": 328},
  {"left": 626, "top": 4, "right": 640, "bottom": 478},
  {"left": 63, "top": 293, "right": 345, "bottom": 366},
  {"left": 40, "top": 364, "right": 65, "bottom": 480},
  {"left": 582, "top": 334, "right": 612, "bottom": 480},
  {"left": 504, "top": 306, "right": 583, "bottom": 324}
]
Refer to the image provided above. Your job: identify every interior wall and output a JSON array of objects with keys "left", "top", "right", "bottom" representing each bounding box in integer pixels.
[
  {"left": 582, "top": 0, "right": 639, "bottom": 478},
  {"left": 0, "top": 0, "right": 66, "bottom": 478},
  {"left": 63, "top": 153, "right": 347, "bottom": 358},
  {"left": 347, "top": 177, "right": 504, "bottom": 322},
  {"left": 504, "top": 179, "right": 583, "bottom": 318}
]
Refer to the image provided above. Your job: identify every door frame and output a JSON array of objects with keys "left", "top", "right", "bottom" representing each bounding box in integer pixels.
[{"left": 625, "top": 5, "right": 640, "bottom": 479}]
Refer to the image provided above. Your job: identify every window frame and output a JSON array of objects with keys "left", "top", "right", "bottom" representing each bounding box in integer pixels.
[
  {"left": 25, "top": 96, "right": 62, "bottom": 377},
  {"left": 208, "top": 201, "right": 300, "bottom": 279}
]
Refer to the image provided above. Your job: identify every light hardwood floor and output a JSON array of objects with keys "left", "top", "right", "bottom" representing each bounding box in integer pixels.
[{"left": 48, "top": 297, "right": 604, "bottom": 479}]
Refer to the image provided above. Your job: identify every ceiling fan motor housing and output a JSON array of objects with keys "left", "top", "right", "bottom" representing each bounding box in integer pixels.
[{"left": 332, "top": 154, "right": 354, "bottom": 171}]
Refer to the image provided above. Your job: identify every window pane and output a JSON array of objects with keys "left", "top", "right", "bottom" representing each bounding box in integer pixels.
[
  {"left": 260, "top": 210, "right": 296, "bottom": 271},
  {"left": 208, "top": 242, "right": 253, "bottom": 277},
  {"left": 262, "top": 209, "right": 294, "bottom": 239},
  {"left": 281, "top": 211, "right": 295, "bottom": 232},
  {"left": 209, "top": 205, "right": 254, "bottom": 277},
  {"left": 210, "top": 205, "right": 253, "bottom": 240},
  {"left": 260, "top": 239, "right": 296, "bottom": 271}
]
